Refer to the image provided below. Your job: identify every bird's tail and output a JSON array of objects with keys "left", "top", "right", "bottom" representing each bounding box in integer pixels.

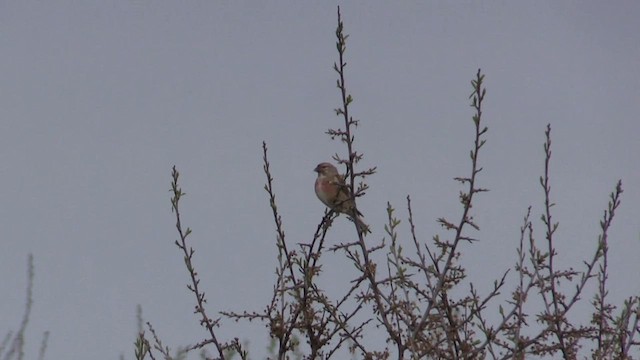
[{"left": 350, "top": 213, "right": 370, "bottom": 235}]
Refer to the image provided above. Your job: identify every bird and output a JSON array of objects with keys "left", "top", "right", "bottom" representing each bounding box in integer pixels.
[{"left": 314, "top": 162, "right": 369, "bottom": 234}]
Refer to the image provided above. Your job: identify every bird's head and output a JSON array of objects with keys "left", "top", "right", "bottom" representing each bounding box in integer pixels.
[{"left": 314, "top": 162, "right": 338, "bottom": 176}]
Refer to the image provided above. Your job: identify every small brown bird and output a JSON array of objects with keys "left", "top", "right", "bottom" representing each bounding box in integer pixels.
[{"left": 314, "top": 162, "right": 369, "bottom": 233}]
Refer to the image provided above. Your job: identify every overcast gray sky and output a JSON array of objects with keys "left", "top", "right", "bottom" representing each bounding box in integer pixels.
[{"left": 1, "top": 2, "right": 639, "bottom": 359}]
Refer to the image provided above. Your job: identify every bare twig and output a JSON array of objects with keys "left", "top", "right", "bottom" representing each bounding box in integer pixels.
[{"left": 170, "top": 166, "right": 227, "bottom": 359}]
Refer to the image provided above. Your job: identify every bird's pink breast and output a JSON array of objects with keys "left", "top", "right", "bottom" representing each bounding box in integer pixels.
[{"left": 315, "top": 177, "right": 333, "bottom": 206}]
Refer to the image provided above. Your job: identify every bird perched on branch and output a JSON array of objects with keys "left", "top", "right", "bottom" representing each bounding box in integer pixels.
[{"left": 314, "top": 162, "right": 370, "bottom": 234}]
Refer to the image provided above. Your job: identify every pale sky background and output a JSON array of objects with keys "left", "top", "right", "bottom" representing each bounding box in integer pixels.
[{"left": 1, "top": 2, "right": 639, "bottom": 359}]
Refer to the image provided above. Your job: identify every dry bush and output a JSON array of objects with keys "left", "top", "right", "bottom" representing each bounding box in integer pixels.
[{"left": 135, "top": 7, "right": 639, "bottom": 360}]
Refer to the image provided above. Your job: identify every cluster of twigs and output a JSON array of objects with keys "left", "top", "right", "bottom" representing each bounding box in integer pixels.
[
  {"left": 133, "top": 6, "right": 638, "bottom": 360},
  {"left": 1, "top": 255, "right": 49, "bottom": 360}
]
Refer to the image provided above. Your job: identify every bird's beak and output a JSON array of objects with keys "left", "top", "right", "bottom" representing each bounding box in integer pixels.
[{"left": 313, "top": 165, "right": 319, "bottom": 173}]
